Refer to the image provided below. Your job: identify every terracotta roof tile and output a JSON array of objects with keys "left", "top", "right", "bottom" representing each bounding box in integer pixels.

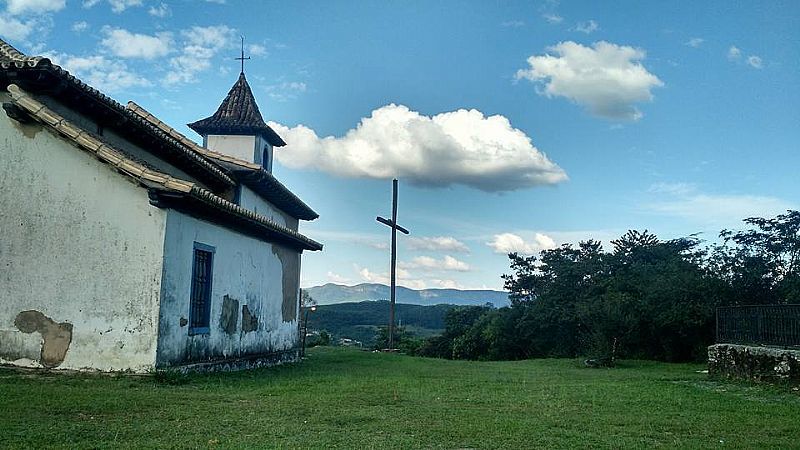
[
  {"left": 0, "top": 37, "right": 237, "bottom": 192},
  {"left": 187, "top": 72, "right": 286, "bottom": 147},
  {"left": 5, "top": 84, "right": 321, "bottom": 252},
  {"left": 127, "top": 101, "right": 318, "bottom": 221}
]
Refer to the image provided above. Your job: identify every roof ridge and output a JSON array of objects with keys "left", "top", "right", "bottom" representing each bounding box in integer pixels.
[{"left": 127, "top": 101, "right": 261, "bottom": 170}]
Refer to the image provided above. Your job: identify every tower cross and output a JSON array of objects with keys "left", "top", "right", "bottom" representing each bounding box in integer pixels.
[{"left": 235, "top": 36, "right": 250, "bottom": 73}]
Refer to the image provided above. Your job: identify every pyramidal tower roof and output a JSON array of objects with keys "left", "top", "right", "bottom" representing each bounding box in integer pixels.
[{"left": 188, "top": 72, "right": 286, "bottom": 147}]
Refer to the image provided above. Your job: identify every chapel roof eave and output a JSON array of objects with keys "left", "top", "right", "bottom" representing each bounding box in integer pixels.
[
  {"left": 127, "top": 101, "right": 319, "bottom": 221},
  {"left": 4, "top": 83, "right": 322, "bottom": 252},
  {"left": 0, "top": 39, "right": 237, "bottom": 194}
]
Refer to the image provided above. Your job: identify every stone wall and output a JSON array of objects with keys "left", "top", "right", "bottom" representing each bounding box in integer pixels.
[{"left": 708, "top": 344, "right": 800, "bottom": 383}]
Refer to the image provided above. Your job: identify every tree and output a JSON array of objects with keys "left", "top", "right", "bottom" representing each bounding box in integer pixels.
[{"left": 712, "top": 210, "right": 800, "bottom": 305}]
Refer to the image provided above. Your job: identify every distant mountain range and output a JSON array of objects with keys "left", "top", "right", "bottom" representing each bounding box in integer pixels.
[{"left": 304, "top": 283, "right": 510, "bottom": 307}]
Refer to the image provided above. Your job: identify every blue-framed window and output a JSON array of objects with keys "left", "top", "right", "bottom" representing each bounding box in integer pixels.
[{"left": 189, "top": 242, "right": 215, "bottom": 335}]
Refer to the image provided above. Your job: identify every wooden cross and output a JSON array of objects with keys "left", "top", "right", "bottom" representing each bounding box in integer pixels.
[
  {"left": 236, "top": 36, "right": 250, "bottom": 73},
  {"left": 376, "top": 179, "right": 410, "bottom": 350}
]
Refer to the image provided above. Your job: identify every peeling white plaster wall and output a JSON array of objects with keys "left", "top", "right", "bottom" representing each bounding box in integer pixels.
[
  {"left": 0, "top": 93, "right": 167, "bottom": 372},
  {"left": 238, "top": 186, "right": 298, "bottom": 229},
  {"left": 156, "top": 209, "right": 301, "bottom": 367}
]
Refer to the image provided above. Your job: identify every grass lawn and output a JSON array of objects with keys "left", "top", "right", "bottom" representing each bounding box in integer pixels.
[{"left": 1, "top": 347, "right": 799, "bottom": 449}]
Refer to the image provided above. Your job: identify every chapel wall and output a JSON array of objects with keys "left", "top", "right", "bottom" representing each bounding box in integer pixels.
[
  {"left": 0, "top": 93, "right": 167, "bottom": 372},
  {"left": 237, "top": 185, "right": 299, "bottom": 230},
  {"left": 156, "top": 209, "right": 301, "bottom": 369},
  {"left": 39, "top": 94, "right": 205, "bottom": 188}
]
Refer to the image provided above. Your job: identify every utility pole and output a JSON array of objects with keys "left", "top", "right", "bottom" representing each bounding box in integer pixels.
[{"left": 376, "top": 179, "right": 410, "bottom": 350}]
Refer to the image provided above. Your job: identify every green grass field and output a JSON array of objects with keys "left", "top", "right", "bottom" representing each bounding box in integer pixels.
[{"left": 1, "top": 347, "right": 799, "bottom": 449}]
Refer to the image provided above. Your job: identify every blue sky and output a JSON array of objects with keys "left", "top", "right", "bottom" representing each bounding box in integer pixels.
[{"left": 2, "top": 0, "right": 798, "bottom": 290}]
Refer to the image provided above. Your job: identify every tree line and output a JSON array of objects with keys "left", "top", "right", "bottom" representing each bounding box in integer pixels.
[{"left": 409, "top": 210, "right": 800, "bottom": 363}]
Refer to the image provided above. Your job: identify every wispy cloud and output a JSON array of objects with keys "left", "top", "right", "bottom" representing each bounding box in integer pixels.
[
  {"left": 400, "top": 255, "right": 471, "bottom": 272},
  {"left": 644, "top": 182, "right": 794, "bottom": 228},
  {"left": 746, "top": 55, "right": 763, "bottom": 69},
  {"left": 42, "top": 51, "right": 151, "bottom": 93},
  {"left": 574, "top": 20, "right": 599, "bottom": 34},
  {"left": 728, "top": 45, "right": 764, "bottom": 69},
  {"left": 542, "top": 13, "right": 563, "bottom": 24},
  {"left": 148, "top": 2, "right": 170, "bottom": 18},
  {"left": 501, "top": 20, "right": 525, "bottom": 28},
  {"left": 83, "top": 0, "right": 143, "bottom": 13},
  {"left": 71, "top": 21, "right": 89, "bottom": 32},
  {"left": 100, "top": 27, "right": 173, "bottom": 59},
  {"left": 164, "top": 25, "right": 235, "bottom": 85},
  {"left": 685, "top": 37, "right": 704, "bottom": 48},
  {"left": 6, "top": 0, "right": 65, "bottom": 15},
  {"left": 408, "top": 236, "right": 470, "bottom": 253}
]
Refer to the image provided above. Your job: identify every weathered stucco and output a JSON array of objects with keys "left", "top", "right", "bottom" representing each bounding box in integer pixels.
[
  {"left": 156, "top": 209, "right": 302, "bottom": 368},
  {"left": 238, "top": 185, "right": 298, "bottom": 229},
  {"left": 0, "top": 92, "right": 167, "bottom": 371},
  {"left": 271, "top": 245, "right": 300, "bottom": 323}
]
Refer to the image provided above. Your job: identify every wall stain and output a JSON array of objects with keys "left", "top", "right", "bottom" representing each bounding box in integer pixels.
[
  {"left": 271, "top": 245, "right": 299, "bottom": 322},
  {"left": 13, "top": 310, "right": 73, "bottom": 368},
  {"left": 241, "top": 305, "right": 258, "bottom": 332},
  {"left": 179, "top": 317, "right": 188, "bottom": 327},
  {"left": 220, "top": 295, "right": 239, "bottom": 335}
]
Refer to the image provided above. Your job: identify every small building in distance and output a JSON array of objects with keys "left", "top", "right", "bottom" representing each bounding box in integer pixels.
[{"left": 0, "top": 38, "right": 322, "bottom": 372}]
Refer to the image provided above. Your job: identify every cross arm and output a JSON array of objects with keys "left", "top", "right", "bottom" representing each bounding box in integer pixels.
[{"left": 376, "top": 216, "right": 410, "bottom": 235}]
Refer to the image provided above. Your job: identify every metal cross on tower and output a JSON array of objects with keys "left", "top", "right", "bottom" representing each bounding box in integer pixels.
[
  {"left": 236, "top": 36, "right": 250, "bottom": 73},
  {"left": 376, "top": 178, "right": 410, "bottom": 350}
]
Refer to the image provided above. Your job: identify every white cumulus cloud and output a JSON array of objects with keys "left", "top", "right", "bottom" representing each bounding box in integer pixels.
[
  {"left": 5, "top": 0, "right": 64, "bottom": 15},
  {"left": 271, "top": 104, "right": 567, "bottom": 192},
  {"left": 487, "top": 232, "right": 557, "bottom": 255},
  {"left": 515, "top": 41, "right": 663, "bottom": 121},
  {"left": 101, "top": 27, "right": 172, "bottom": 59},
  {"left": 408, "top": 236, "right": 469, "bottom": 253},
  {"left": 727, "top": 46, "right": 741, "bottom": 60}
]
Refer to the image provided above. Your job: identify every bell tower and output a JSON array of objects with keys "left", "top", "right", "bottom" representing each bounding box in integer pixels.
[{"left": 187, "top": 42, "right": 285, "bottom": 172}]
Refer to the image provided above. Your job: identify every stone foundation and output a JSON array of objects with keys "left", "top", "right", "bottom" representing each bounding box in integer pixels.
[
  {"left": 708, "top": 344, "right": 800, "bottom": 383},
  {"left": 162, "top": 348, "right": 301, "bottom": 374}
]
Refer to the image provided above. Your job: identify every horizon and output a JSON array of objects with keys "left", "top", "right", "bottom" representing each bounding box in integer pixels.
[{"left": 2, "top": 0, "right": 797, "bottom": 290}]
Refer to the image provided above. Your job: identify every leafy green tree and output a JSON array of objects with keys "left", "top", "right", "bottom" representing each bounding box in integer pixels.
[{"left": 712, "top": 210, "right": 800, "bottom": 305}]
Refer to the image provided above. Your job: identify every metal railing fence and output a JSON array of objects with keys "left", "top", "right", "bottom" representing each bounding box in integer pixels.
[{"left": 716, "top": 304, "right": 800, "bottom": 348}]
